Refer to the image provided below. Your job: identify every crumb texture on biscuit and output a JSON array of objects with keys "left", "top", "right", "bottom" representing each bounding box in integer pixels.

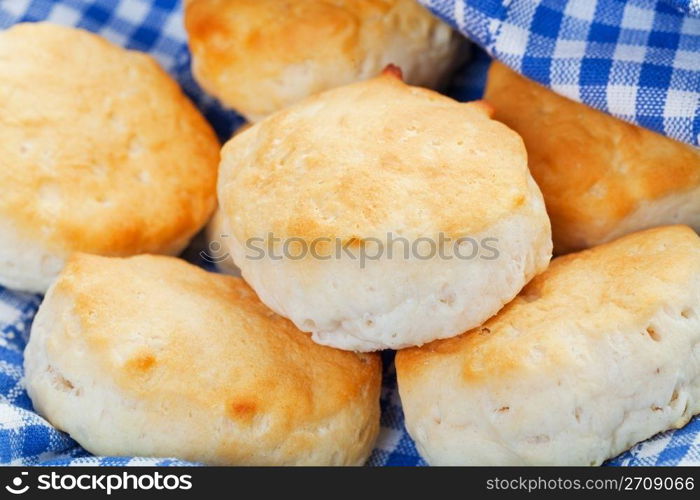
[
  {"left": 0, "top": 23, "right": 220, "bottom": 291},
  {"left": 397, "top": 226, "right": 700, "bottom": 465},
  {"left": 185, "top": 0, "right": 464, "bottom": 119},
  {"left": 485, "top": 62, "right": 700, "bottom": 253},
  {"left": 24, "top": 254, "right": 381, "bottom": 465}
]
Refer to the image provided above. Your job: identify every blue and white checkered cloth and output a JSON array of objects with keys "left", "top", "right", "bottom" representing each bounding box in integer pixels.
[
  {"left": 0, "top": 0, "right": 698, "bottom": 467},
  {"left": 422, "top": 0, "right": 700, "bottom": 147}
]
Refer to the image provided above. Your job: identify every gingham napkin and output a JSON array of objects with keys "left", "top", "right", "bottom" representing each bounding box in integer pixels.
[
  {"left": 421, "top": 0, "right": 700, "bottom": 147},
  {"left": 0, "top": 0, "right": 698, "bottom": 466}
]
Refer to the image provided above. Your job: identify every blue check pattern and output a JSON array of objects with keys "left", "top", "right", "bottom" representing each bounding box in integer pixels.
[
  {"left": 0, "top": 0, "right": 698, "bottom": 467},
  {"left": 422, "top": 0, "right": 700, "bottom": 147}
]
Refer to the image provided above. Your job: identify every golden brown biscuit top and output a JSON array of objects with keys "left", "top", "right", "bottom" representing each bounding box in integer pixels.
[
  {"left": 397, "top": 225, "right": 700, "bottom": 383},
  {"left": 485, "top": 62, "right": 700, "bottom": 252},
  {"left": 187, "top": 0, "right": 400, "bottom": 65},
  {"left": 51, "top": 253, "right": 380, "bottom": 434},
  {"left": 185, "top": 0, "right": 448, "bottom": 116},
  {"left": 219, "top": 73, "right": 532, "bottom": 243},
  {"left": 0, "top": 23, "right": 219, "bottom": 254}
]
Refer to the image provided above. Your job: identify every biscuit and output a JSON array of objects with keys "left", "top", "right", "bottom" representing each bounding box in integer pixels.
[
  {"left": 218, "top": 72, "right": 552, "bottom": 351},
  {"left": 397, "top": 226, "right": 700, "bottom": 465},
  {"left": 185, "top": 0, "right": 465, "bottom": 120},
  {"left": 24, "top": 254, "right": 381, "bottom": 465},
  {"left": 0, "top": 23, "right": 219, "bottom": 293},
  {"left": 485, "top": 62, "right": 700, "bottom": 254}
]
